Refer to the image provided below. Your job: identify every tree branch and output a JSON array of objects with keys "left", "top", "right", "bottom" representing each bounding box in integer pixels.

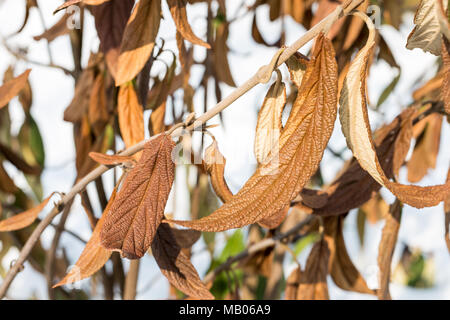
[{"left": 0, "top": 0, "right": 363, "bottom": 299}]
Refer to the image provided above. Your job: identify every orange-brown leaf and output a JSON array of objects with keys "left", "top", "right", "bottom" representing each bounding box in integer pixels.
[
  {"left": 167, "top": 0, "right": 210, "bottom": 49},
  {"left": 285, "top": 266, "right": 302, "bottom": 300},
  {"left": 445, "top": 170, "right": 450, "bottom": 253},
  {"left": 324, "top": 216, "right": 374, "bottom": 295},
  {"left": 377, "top": 199, "right": 402, "bottom": 300},
  {"left": 170, "top": 34, "right": 338, "bottom": 232},
  {"left": 34, "top": 14, "right": 70, "bottom": 42},
  {"left": 117, "top": 83, "right": 145, "bottom": 152},
  {"left": 100, "top": 134, "right": 175, "bottom": 259},
  {"left": 89, "top": 152, "right": 134, "bottom": 166},
  {"left": 0, "top": 69, "right": 31, "bottom": 109},
  {"left": 152, "top": 223, "right": 214, "bottom": 299},
  {"left": 53, "top": 183, "right": 119, "bottom": 287},
  {"left": 0, "top": 193, "right": 54, "bottom": 231},
  {"left": 297, "top": 238, "right": 330, "bottom": 300},
  {"left": 115, "top": 0, "right": 161, "bottom": 86}
]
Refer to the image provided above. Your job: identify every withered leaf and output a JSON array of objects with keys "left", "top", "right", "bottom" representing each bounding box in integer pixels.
[
  {"left": 115, "top": 0, "right": 161, "bottom": 86},
  {"left": 203, "top": 139, "right": 232, "bottom": 203},
  {"left": 167, "top": 0, "right": 210, "bottom": 49},
  {"left": 34, "top": 14, "right": 70, "bottom": 42},
  {"left": 118, "top": 83, "right": 145, "bottom": 151},
  {"left": 285, "top": 266, "right": 302, "bottom": 300},
  {"left": 0, "top": 193, "right": 54, "bottom": 232},
  {"left": 0, "top": 163, "right": 18, "bottom": 194},
  {"left": 407, "top": 114, "right": 442, "bottom": 183},
  {"left": 285, "top": 52, "right": 308, "bottom": 88},
  {"left": 377, "top": 199, "right": 403, "bottom": 300},
  {"left": 100, "top": 134, "right": 175, "bottom": 259},
  {"left": 88, "top": 73, "right": 109, "bottom": 136},
  {"left": 169, "top": 227, "right": 201, "bottom": 249},
  {"left": 406, "top": 0, "right": 450, "bottom": 56},
  {"left": 323, "top": 216, "right": 374, "bottom": 295},
  {"left": 170, "top": 34, "right": 338, "bottom": 232},
  {"left": 212, "top": 15, "right": 236, "bottom": 87},
  {"left": 89, "top": 151, "right": 134, "bottom": 166},
  {"left": 0, "top": 69, "right": 31, "bottom": 109},
  {"left": 339, "top": 17, "right": 450, "bottom": 208},
  {"left": 53, "top": 182, "right": 120, "bottom": 287},
  {"left": 297, "top": 238, "right": 330, "bottom": 300},
  {"left": 0, "top": 142, "right": 41, "bottom": 175},
  {"left": 91, "top": 0, "right": 135, "bottom": 78},
  {"left": 149, "top": 101, "right": 166, "bottom": 136},
  {"left": 152, "top": 223, "right": 214, "bottom": 299},
  {"left": 310, "top": 108, "right": 416, "bottom": 216},
  {"left": 254, "top": 71, "right": 286, "bottom": 165}
]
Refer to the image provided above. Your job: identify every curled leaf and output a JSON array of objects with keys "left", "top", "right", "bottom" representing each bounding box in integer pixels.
[
  {"left": 89, "top": 152, "right": 134, "bottom": 166},
  {"left": 339, "top": 13, "right": 450, "bottom": 208},
  {"left": 167, "top": 0, "right": 210, "bottom": 49},
  {"left": 100, "top": 134, "right": 175, "bottom": 259},
  {"left": 0, "top": 193, "right": 54, "bottom": 232},
  {"left": 152, "top": 223, "right": 214, "bottom": 299},
  {"left": 0, "top": 69, "right": 31, "bottom": 109},
  {"left": 377, "top": 199, "right": 403, "bottom": 300},
  {"left": 297, "top": 238, "right": 330, "bottom": 300}
]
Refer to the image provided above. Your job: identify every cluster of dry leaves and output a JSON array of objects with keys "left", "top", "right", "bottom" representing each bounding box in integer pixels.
[{"left": 0, "top": 0, "right": 449, "bottom": 300}]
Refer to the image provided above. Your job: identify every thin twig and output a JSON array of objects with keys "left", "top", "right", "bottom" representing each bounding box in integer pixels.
[
  {"left": 123, "top": 260, "right": 140, "bottom": 300},
  {"left": 0, "top": 0, "right": 363, "bottom": 299}
]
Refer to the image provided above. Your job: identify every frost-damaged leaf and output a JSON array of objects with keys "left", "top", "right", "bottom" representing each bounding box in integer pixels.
[
  {"left": 254, "top": 71, "right": 286, "bottom": 165},
  {"left": 0, "top": 193, "right": 54, "bottom": 231},
  {"left": 407, "top": 113, "right": 442, "bottom": 183},
  {"left": 285, "top": 266, "right": 302, "bottom": 300},
  {"left": 100, "top": 134, "right": 175, "bottom": 259},
  {"left": 377, "top": 199, "right": 402, "bottom": 300},
  {"left": 170, "top": 34, "right": 338, "bottom": 232},
  {"left": 53, "top": 182, "right": 120, "bottom": 287},
  {"left": 167, "top": 0, "right": 210, "bottom": 48},
  {"left": 297, "top": 238, "right": 330, "bottom": 300},
  {"left": 152, "top": 223, "right": 214, "bottom": 299},
  {"left": 445, "top": 170, "right": 450, "bottom": 253},
  {"left": 323, "top": 216, "right": 374, "bottom": 295},
  {"left": 310, "top": 108, "right": 416, "bottom": 216},
  {"left": 0, "top": 69, "right": 31, "bottom": 109},
  {"left": 115, "top": 0, "right": 161, "bottom": 86},
  {"left": 89, "top": 152, "right": 134, "bottom": 166},
  {"left": 339, "top": 15, "right": 450, "bottom": 208},
  {"left": 91, "top": 0, "right": 135, "bottom": 79},
  {"left": 118, "top": 83, "right": 145, "bottom": 151},
  {"left": 406, "top": 0, "right": 450, "bottom": 56}
]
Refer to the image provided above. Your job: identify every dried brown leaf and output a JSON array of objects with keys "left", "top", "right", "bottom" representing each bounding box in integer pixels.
[
  {"left": 115, "top": 0, "right": 161, "bottom": 86},
  {"left": 117, "top": 83, "right": 145, "bottom": 152},
  {"left": 167, "top": 0, "right": 210, "bottom": 48},
  {"left": 34, "top": 14, "right": 70, "bottom": 42},
  {"left": 88, "top": 73, "right": 109, "bottom": 136},
  {"left": 152, "top": 223, "right": 214, "bottom": 299},
  {"left": 149, "top": 101, "right": 166, "bottom": 136},
  {"left": 442, "top": 38, "right": 450, "bottom": 116},
  {"left": 339, "top": 16, "right": 450, "bottom": 208},
  {"left": 100, "top": 134, "right": 175, "bottom": 259},
  {"left": 285, "top": 266, "right": 302, "bottom": 300},
  {"left": 297, "top": 238, "right": 330, "bottom": 300},
  {"left": 0, "top": 69, "right": 31, "bottom": 109},
  {"left": 254, "top": 73, "right": 286, "bottom": 165},
  {"left": 445, "top": 169, "right": 450, "bottom": 253},
  {"left": 53, "top": 182, "right": 120, "bottom": 287},
  {"left": 406, "top": 0, "right": 450, "bottom": 56},
  {"left": 89, "top": 152, "right": 134, "bottom": 166},
  {"left": 0, "top": 193, "right": 54, "bottom": 232},
  {"left": 54, "top": 0, "right": 112, "bottom": 14},
  {"left": 377, "top": 199, "right": 403, "bottom": 300},
  {"left": 91, "top": 0, "right": 135, "bottom": 78},
  {"left": 324, "top": 216, "right": 374, "bottom": 295}
]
